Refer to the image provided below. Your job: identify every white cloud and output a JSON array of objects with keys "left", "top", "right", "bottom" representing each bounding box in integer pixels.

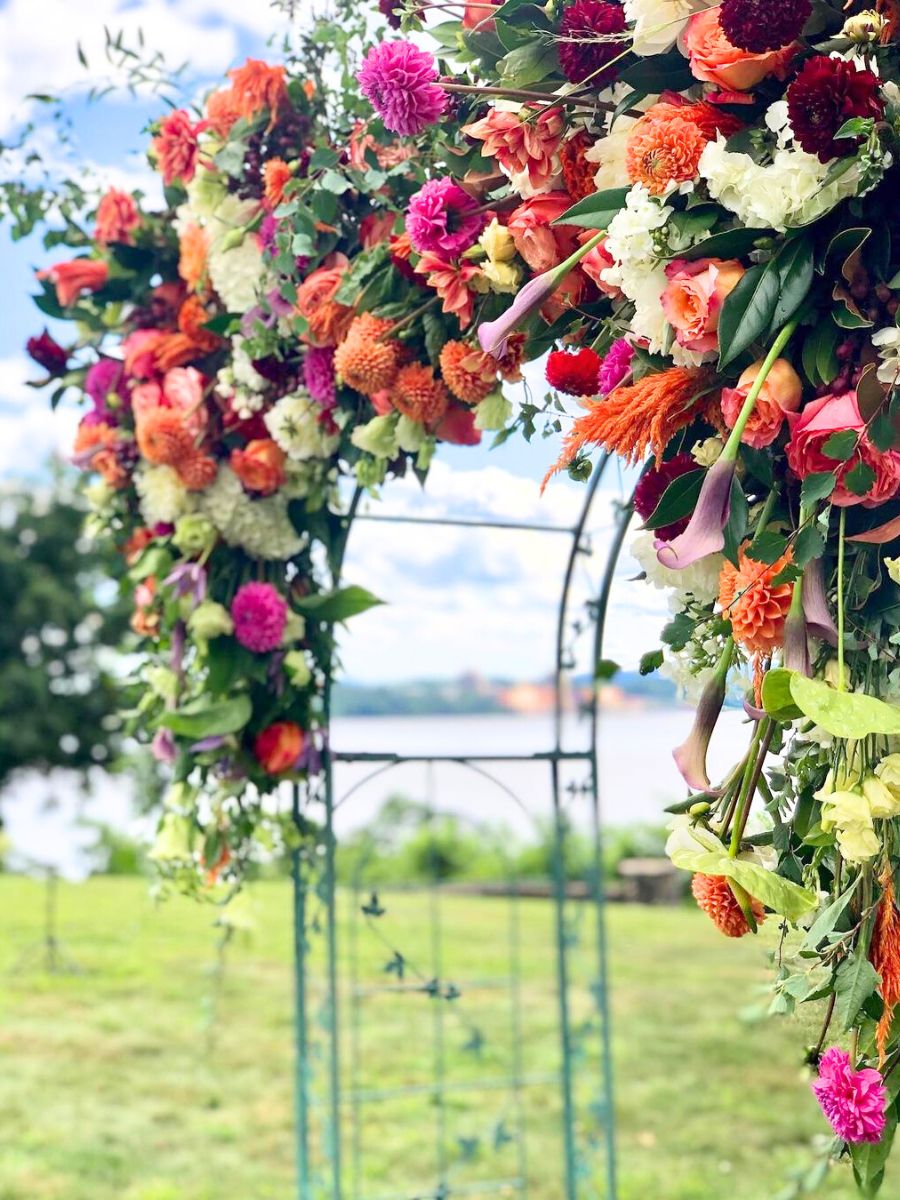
[{"left": 0, "top": 354, "right": 81, "bottom": 477}]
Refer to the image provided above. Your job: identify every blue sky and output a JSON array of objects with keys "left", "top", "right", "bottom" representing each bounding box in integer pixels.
[{"left": 0, "top": 0, "right": 664, "bottom": 683}]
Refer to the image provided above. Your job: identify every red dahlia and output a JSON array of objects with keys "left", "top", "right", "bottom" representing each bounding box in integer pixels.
[
  {"left": 719, "top": 0, "right": 811, "bottom": 53},
  {"left": 787, "top": 56, "right": 884, "bottom": 163},
  {"left": 557, "top": 0, "right": 627, "bottom": 87},
  {"left": 633, "top": 452, "right": 696, "bottom": 541},
  {"left": 546, "top": 347, "right": 602, "bottom": 397}
]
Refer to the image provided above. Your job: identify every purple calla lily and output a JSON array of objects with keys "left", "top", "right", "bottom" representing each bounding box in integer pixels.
[
  {"left": 802, "top": 557, "right": 839, "bottom": 647},
  {"left": 657, "top": 456, "right": 734, "bottom": 570},
  {"left": 673, "top": 638, "right": 734, "bottom": 790},
  {"left": 164, "top": 562, "right": 207, "bottom": 608}
]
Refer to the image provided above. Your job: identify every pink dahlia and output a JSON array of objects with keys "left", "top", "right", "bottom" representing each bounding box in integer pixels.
[
  {"left": 151, "top": 109, "right": 207, "bottom": 187},
  {"left": 557, "top": 0, "right": 627, "bottom": 87},
  {"left": 304, "top": 345, "right": 337, "bottom": 408},
  {"left": 812, "top": 1048, "right": 887, "bottom": 1144},
  {"left": 406, "top": 179, "right": 485, "bottom": 257},
  {"left": 231, "top": 583, "right": 288, "bottom": 653},
  {"left": 357, "top": 41, "right": 447, "bottom": 137}
]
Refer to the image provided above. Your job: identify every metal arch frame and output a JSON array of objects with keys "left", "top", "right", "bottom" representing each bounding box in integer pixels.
[{"left": 291, "top": 460, "right": 634, "bottom": 1200}]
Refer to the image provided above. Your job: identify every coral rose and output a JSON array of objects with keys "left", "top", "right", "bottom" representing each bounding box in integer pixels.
[
  {"left": 296, "top": 255, "right": 354, "bottom": 347},
  {"left": 786, "top": 392, "right": 900, "bottom": 507},
  {"left": 507, "top": 193, "right": 579, "bottom": 272},
  {"left": 95, "top": 188, "right": 140, "bottom": 245},
  {"left": 682, "top": 6, "right": 795, "bottom": 91},
  {"left": 721, "top": 358, "right": 802, "bottom": 449},
  {"left": 231, "top": 439, "right": 287, "bottom": 495},
  {"left": 661, "top": 258, "right": 745, "bottom": 353},
  {"left": 38, "top": 258, "right": 109, "bottom": 308},
  {"left": 254, "top": 721, "right": 305, "bottom": 775}
]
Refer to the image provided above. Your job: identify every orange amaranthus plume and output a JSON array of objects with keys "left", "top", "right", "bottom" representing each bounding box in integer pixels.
[
  {"left": 872, "top": 868, "right": 900, "bottom": 1065},
  {"left": 877, "top": 0, "right": 900, "bottom": 42},
  {"left": 542, "top": 366, "right": 711, "bottom": 490}
]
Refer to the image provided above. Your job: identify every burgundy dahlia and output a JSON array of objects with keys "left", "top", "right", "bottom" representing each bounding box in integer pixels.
[
  {"left": 546, "top": 347, "right": 602, "bottom": 397},
  {"left": 557, "top": 0, "right": 627, "bottom": 87},
  {"left": 633, "top": 452, "right": 697, "bottom": 542},
  {"left": 719, "top": 0, "right": 811, "bottom": 53},
  {"left": 787, "top": 56, "right": 884, "bottom": 163},
  {"left": 379, "top": 0, "right": 402, "bottom": 27},
  {"left": 26, "top": 329, "right": 68, "bottom": 376}
]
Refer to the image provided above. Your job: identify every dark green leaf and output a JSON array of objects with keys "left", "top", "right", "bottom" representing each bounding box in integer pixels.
[
  {"left": 294, "top": 585, "right": 384, "bottom": 623},
  {"left": 747, "top": 530, "right": 788, "bottom": 565},
  {"left": 834, "top": 945, "right": 879, "bottom": 1031},
  {"left": 800, "top": 471, "right": 837, "bottom": 507},
  {"left": 680, "top": 227, "right": 771, "bottom": 263},
  {"left": 552, "top": 187, "right": 629, "bottom": 230},
  {"left": 639, "top": 649, "right": 664, "bottom": 676},
  {"left": 846, "top": 460, "right": 877, "bottom": 496},
  {"left": 642, "top": 469, "right": 703, "bottom": 531},
  {"left": 718, "top": 264, "right": 781, "bottom": 368},
  {"left": 160, "top": 695, "right": 253, "bottom": 740},
  {"left": 794, "top": 525, "right": 826, "bottom": 566},
  {"left": 770, "top": 236, "right": 814, "bottom": 331},
  {"left": 822, "top": 429, "right": 859, "bottom": 461}
]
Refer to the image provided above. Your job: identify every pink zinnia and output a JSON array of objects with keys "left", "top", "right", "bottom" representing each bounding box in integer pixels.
[
  {"left": 406, "top": 179, "right": 485, "bottom": 257},
  {"left": 598, "top": 338, "right": 634, "bottom": 395},
  {"left": 357, "top": 41, "right": 447, "bottom": 137},
  {"left": 231, "top": 583, "right": 288, "bottom": 653},
  {"left": 812, "top": 1048, "right": 887, "bottom": 1144}
]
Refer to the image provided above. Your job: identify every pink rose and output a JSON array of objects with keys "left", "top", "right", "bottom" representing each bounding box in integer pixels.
[
  {"left": 507, "top": 193, "right": 579, "bottom": 272},
  {"left": 580, "top": 235, "right": 622, "bottom": 299},
  {"left": 661, "top": 257, "right": 745, "bottom": 353},
  {"left": 682, "top": 7, "right": 796, "bottom": 92},
  {"left": 721, "top": 358, "right": 802, "bottom": 449},
  {"left": 786, "top": 392, "right": 900, "bottom": 507},
  {"left": 163, "top": 366, "right": 208, "bottom": 437}
]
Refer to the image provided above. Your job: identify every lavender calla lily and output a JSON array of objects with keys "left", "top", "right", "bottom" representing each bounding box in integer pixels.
[
  {"left": 657, "top": 455, "right": 734, "bottom": 570},
  {"left": 673, "top": 638, "right": 734, "bottom": 790},
  {"left": 802, "top": 556, "right": 839, "bottom": 647}
]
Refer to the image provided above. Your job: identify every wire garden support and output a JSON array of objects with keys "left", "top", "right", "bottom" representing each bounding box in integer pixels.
[{"left": 291, "top": 461, "right": 627, "bottom": 1199}]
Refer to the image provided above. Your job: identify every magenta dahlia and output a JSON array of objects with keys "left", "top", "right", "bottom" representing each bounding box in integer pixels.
[
  {"left": 633, "top": 453, "right": 697, "bottom": 542},
  {"left": 812, "top": 1048, "right": 887, "bottom": 1145},
  {"left": 719, "top": 0, "right": 811, "bottom": 53},
  {"left": 597, "top": 337, "right": 634, "bottom": 395},
  {"left": 405, "top": 178, "right": 486, "bottom": 257},
  {"left": 231, "top": 582, "right": 288, "bottom": 654},
  {"left": 303, "top": 345, "right": 337, "bottom": 409},
  {"left": 787, "top": 56, "right": 884, "bottom": 163},
  {"left": 357, "top": 41, "right": 448, "bottom": 137},
  {"left": 557, "top": 0, "right": 627, "bottom": 87}
]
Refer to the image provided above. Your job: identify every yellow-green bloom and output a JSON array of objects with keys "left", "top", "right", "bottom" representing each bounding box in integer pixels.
[
  {"left": 188, "top": 600, "right": 234, "bottom": 643},
  {"left": 479, "top": 218, "right": 516, "bottom": 263}
]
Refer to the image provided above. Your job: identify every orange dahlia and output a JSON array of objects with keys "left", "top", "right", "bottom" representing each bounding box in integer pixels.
[
  {"left": 392, "top": 363, "right": 450, "bottom": 426},
  {"left": 227, "top": 59, "right": 289, "bottom": 127},
  {"left": 692, "top": 873, "right": 765, "bottom": 938},
  {"left": 205, "top": 88, "right": 242, "bottom": 139},
  {"left": 334, "top": 314, "right": 398, "bottom": 396},
  {"left": 263, "top": 157, "right": 293, "bottom": 210},
  {"left": 136, "top": 409, "right": 193, "bottom": 466},
  {"left": 718, "top": 544, "right": 793, "bottom": 656},
  {"left": 439, "top": 341, "right": 497, "bottom": 405},
  {"left": 176, "top": 452, "right": 218, "bottom": 491},
  {"left": 560, "top": 129, "right": 597, "bottom": 203},
  {"left": 626, "top": 114, "right": 709, "bottom": 195}
]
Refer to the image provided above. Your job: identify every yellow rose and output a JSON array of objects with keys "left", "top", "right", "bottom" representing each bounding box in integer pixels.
[
  {"left": 479, "top": 218, "right": 516, "bottom": 263},
  {"left": 836, "top": 822, "right": 881, "bottom": 863},
  {"left": 819, "top": 789, "right": 871, "bottom": 833},
  {"left": 876, "top": 753, "right": 900, "bottom": 794},
  {"left": 480, "top": 258, "right": 523, "bottom": 295},
  {"left": 885, "top": 557, "right": 900, "bottom": 586}
]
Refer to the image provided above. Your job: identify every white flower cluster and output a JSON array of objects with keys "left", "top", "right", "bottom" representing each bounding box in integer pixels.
[
  {"left": 630, "top": 531, "right": 722, "bottom": 608},
  {"left": 623, "top": 0, "right": 708, "bottom": 55},
  {"left": 601, "top": 185, "right": 704, "bottom": 363},
  {"left": 265, "top": 390, "right": 341, "bottom": 461},
  {"left": 215, "top": 335, "right": 268, "bottom": 421},
  {"left": 198, "top": 466, "right": 304, "bottom": 560},
  {"left": 135, "top": 465, "right": 194, "bottom": 527}
]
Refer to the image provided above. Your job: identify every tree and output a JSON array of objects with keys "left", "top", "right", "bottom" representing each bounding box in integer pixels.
[{"left": 0, "top": 479, "right": 129, "bottom": 797}]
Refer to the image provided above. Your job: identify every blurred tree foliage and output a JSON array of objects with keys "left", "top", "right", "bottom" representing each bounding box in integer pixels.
[{"left": 0, "top": 479, "right": 130, "bottom": 796}]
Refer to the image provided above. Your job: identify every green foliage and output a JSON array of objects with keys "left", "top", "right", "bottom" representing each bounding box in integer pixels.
[{"left": 0, "top": 481, "right": 129, "bottom": 796}]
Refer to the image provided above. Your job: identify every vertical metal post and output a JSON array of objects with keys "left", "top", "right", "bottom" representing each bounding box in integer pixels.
[
  {"left": 292, "top": 783, "right": 312, "bottom": 1200},
  {"left": 551, "top": 758, "right": 579, "bottom": 1200},
  {"left": 324, "top": 702, "right": 343, "bottom": 1200}
]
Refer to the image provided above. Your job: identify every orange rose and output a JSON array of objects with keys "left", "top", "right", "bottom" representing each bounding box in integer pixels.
[
  {"left": 507, "top": 193, "right": 579, "bottom": 273},
  {"left": 254, "top": 722, "right": 305, "bottom": 775},
  {"left": 661, "top": 257, "right": 746, "bottom": 353},
  {"left": 230, "top": 439, "right": 287, "bottom": 496},
  {"left": 296, "top": 255, "right": 354, "bottom": 347},
  {"left": 37, "top": 258, "right": 109, "bottom": 308},
  {"left": 682, "top": 6, "right": 795, "bottom": 92},
  {"left": 721, "top": 358, "right": 802, "bottom": 449}
]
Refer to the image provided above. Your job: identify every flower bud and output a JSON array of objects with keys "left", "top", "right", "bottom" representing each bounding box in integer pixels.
[
  {"left": 842, "top": 10, "right": 886, "bottom": 43},
  {"left": 172, "top": 513, "right": 217, "bottom": 557},
  {"left": 283, "top": 650, "right": 312, "bottom": 688}
]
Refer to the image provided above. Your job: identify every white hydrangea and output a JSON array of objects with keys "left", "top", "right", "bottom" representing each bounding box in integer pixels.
[
  {"left": 135, "top": 465, "right": 194, "bottom": 527},
  {"left": 265, "top": 390, "right": 341, "bottom": 462},
  {"left": 216, "top": 335, "right": 268, "bottom": 420},
  {"left": 198, "top": 466, "right": 304, "bottom": 561},
  {"left": 630, "top": 531, "right": 722, "bottom": 608},
  {"left": 699, "top": 136, "right": 869, "bottom": 233},
  {"left": 206, "top": 195, "right": 268, "bottom": 313},
  {"left": 623, "top": 0, "right": 708, "bottom": 55}
]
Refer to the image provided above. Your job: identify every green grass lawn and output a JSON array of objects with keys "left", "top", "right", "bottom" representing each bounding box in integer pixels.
[{"left": 0, "top": 877, "right": 864, "bottom": 1200}]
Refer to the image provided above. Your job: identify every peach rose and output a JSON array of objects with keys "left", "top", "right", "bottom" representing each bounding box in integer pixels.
[
  {"left": 37, "top": 258, "right": 109, "bottom": 308},
  {"left": 721, "top": 358, "right": 802, "bottom": 449},
  {"left": 163, "top": 367, "right": 208, "bottom": 437},
  {"left": 254, "top": 721, "right": 305, "bottom": 775},
  {"left": 786, "top": 392, "right": 900, "bottom": 507},
  {"left": 661, "top": 258, "right": 745, "bottom": 353},
  {"left": 95, "top": 188, "right": 140, "bottom": 246},
  {"left": 296, "top": 254, "right": 354, "bottom": 347},
  {"left": 230, "top": 439, "right": 287, "bottom": 496},
  {"left": 507, "top": 193, "right": 579, "bottom": 272},
  {"left": 682, "top": 7, "right": 795, "bottom": 92}
]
